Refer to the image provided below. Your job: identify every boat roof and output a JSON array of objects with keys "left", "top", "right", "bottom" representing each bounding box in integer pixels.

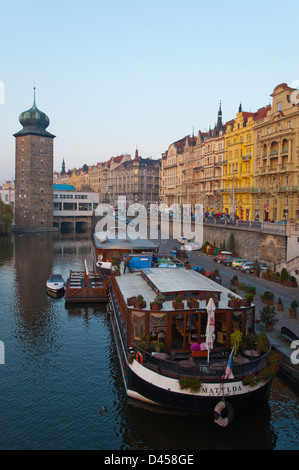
[
  {"left": 143, "top": 267, "right": 221, "bottom": 294},
  {"left": 115, "top": 267, "right": 242, "bottom": 309},
  {"left": 93, "top": 232, "right": 158, "bottom": 251}
]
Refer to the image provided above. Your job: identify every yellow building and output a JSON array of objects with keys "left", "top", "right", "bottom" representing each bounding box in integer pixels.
[
  {"left": 252, "top": 83, "right": 299, "bottom": 222},
  {"left": 222, "top": 105, "right": 255, "bottom": 219}
]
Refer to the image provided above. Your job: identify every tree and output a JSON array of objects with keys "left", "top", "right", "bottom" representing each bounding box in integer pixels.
[
  {"left": 0, "top": 200, "right": 13, "bottom": 234},
  {"left": 228, "top": 233, "right": 236, "bottom": 253}
]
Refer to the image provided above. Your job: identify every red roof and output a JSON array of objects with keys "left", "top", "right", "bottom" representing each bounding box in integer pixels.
[{"left": 253, "top": 105, "right": 271, "bottom": 121}]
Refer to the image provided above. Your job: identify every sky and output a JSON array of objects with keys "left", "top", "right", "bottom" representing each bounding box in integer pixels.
[{"left": 1, "top": 0, "right": 299, "bottom": 184}]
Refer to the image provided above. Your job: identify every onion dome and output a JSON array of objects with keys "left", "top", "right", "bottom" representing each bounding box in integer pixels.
[{"left": 14, "top": 88, "right": 55, "bottom": 138}]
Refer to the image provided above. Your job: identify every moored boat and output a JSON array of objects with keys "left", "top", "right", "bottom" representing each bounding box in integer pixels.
[
  {"left": 46, "top": 274, "right": 65, "bottom": 294},
  {"left": 108, "top": 265, "right": 279, "bottom": 425}
]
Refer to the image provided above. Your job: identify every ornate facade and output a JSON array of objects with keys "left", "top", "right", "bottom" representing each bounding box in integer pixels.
[
  {"left": 160, "top": 83, "right": 299, "bottom": 222},
  {"left": 252, "top": 83, "right": 299, "bottom": 221}
]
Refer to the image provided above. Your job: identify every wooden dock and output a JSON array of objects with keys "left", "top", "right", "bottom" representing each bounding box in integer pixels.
[{"left": 65, "top": 260, "right": 109, "bottom": 304}]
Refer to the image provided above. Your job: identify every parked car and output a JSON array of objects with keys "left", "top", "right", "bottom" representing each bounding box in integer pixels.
[
  {"left": 240, "top": 262, "right": 255, "bottom": 273},
  {"left": 277, "top": 220, "right": 287, "bottom": 224},
  {"left": 213, "top": 251, "right": 233, "bottom": 263},
  {"left": 232, "top": 258, "right": 250, "bottom": 269},
  {"left": 178, "top": 237, "right": 189, "bottom": 244},
  {"left": 220, "top": 255, "right": 236, "bottom": 266},
  {"left": 192, "top": 267, "right": 221, "bottom": 284},
  {"left": 185, "top": 241, "right": 201, "bottom": 251}
]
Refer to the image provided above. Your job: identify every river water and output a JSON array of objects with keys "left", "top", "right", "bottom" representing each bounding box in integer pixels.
[{"left": 0, "top": 232, "right": 298, "bottom": 450}]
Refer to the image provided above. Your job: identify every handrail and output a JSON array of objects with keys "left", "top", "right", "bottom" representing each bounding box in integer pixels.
[{"left": 132, "top": 344, "right": 272, "bottom": 381}]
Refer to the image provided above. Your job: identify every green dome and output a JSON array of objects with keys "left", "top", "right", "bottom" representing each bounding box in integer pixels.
[{"left": 14, "top": 89, "right": 55, "bottom": 138}]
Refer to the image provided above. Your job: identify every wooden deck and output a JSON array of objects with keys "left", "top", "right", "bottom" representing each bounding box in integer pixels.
[{"left": 64, "top": 260, "right": 109, "bottom": 304}]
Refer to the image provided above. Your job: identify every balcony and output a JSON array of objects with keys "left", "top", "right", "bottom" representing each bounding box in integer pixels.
[{"left": 242, "top": 155, "right": 251, "bottom": 161}]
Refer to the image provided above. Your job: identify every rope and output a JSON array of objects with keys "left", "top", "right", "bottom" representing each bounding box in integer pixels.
[{"left": 280, "top": 361, "right": 299, "bottom": 373}]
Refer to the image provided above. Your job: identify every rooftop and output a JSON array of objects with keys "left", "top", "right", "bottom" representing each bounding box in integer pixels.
[
  {"left": 116, "top": 267, "right": 242, "bottom": 309},
  {"left": 93, "top": 230, "right": 158, "bottom": 251}
]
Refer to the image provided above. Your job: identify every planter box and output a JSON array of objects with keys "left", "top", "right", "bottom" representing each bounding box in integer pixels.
[
  {"left": 150, "top": 302, "right": 162, "bottom": 311},
  {"left": 277, "top": 304, "right": 284, "bottom": 311},
  {"left": 228, "top": 300, "right": 242, "bottom": 309},
  {"left": 127, "top": 296, "right": 136, "bottom": 306},
  {"left": 191, "top": 350, "right": 208, "bottom": 358},
  {"left": 289, "top": 309, "right": 297, "bottom": 319},
  {"left": 172, "top": 301, "right": 184, "bottom": 310},
  {"left": 187, "top": 300, "right": 199, "bottom": 309},
  {"left": 134, "top": 301, "right": 146, "bottom": 309},
  {"left": 283, "top": 281, "right": 298, "bottom": 287},
  {"left": 262, "top": 299, "right": 274, "bottom": 305},
  {"left": 240, "top": 299, "right": 251, "bottom": 307}
]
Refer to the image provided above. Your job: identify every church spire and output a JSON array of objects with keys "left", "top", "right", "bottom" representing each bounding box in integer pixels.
[
  {"left": 61, "top": 158, "right": 66, "bottom": 175},
  {"left": 215, "top": 101, "right": 224, "bottom": 135}
]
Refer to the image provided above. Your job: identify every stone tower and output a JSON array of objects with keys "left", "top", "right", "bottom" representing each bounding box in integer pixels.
[{"left": 13, "top": 89, "right": 56, "bottom": 231}]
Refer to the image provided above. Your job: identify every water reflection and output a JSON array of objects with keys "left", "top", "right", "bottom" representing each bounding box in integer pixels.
[{"left": 0, "top": 231, "right": 298, "bottom": 450}]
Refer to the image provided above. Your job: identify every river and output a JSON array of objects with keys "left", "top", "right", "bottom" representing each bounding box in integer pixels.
[{"left": 0, "top": 232, "right": 298, "bottom": 450}]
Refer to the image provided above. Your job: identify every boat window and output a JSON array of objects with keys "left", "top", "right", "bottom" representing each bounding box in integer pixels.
[
  {"left": 149, "top": 313, "right": 166, "bottom": 344},
  {"left": 186, "top": 313, "right": 199, "bottom": 345},
  {"left": 215, "top": 312, "right": 227, "bottom": 347},
  {"left": 245, "top": 309, "right": 253, "bottom": 335},
  {"left": 232, "top": 310, "right": 243, "bottom": 332},
  {"left": 131, "top": 311, "right": 146, "bottom": 342},
  {"left": 171, "top": 314, "right": 185, "bottom": 350}
]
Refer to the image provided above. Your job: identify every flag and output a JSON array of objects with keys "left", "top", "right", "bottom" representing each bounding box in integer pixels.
[{"left": 222, "top": 346, "right": 234, "bottom": 380}]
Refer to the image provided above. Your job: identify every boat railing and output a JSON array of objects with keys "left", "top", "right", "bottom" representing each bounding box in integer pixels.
[
  {"left": 67, "top": 269, "right": 108, "bottom": 298},
  {"left": 133, "top": 345, "right": 270, "bottom": 381}
]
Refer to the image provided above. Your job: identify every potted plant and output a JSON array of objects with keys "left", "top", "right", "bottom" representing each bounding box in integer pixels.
[
  {"left": 134, "top": 295, "right": 146, "bottom": 309},
  {"left": 260, "top": 290, "right": 275, "bottom": 305},
  {"left": 113, "top": 264, "right": 120, "bottom": 276},
  {"left": 289, "top": 300, "right": 298, "bottom": 318},
  {"left": 259, "top": 305, "right": 278, "bottom": 331},
  {"left": 256, "top": 331, "right": 270, "bottom": 354},
  {"left": 150, "top": 293, "right": 165, "bottom": 311},
  {"left": 228, "top": 294, "right": 241, "bottom": 309},
  {"left": 230, "top": 275, "right": 239, "bottom": 286},
  {"left": 172, "top": 296, "right": 184, "bottom": 310},
  {"left": 127, "top": 296, "right": 136, "bottom": 306},
  {"left": 153, "top": 341, "right": 165, "bottom": 352},
  {"left": 253, "top": 260, "right": 260, "bottom": 277},
  {"left": 187, "top": 296, "right": 199, "bottom": 309},
  {"left": 230, "top": 329, "right": 243, "bottom": 354},
  {"left": 277, "top": 297, "right": 284, "bottom": 311},
  {"left": 241, "top": 293, "right": 253, "bottom": 307}
]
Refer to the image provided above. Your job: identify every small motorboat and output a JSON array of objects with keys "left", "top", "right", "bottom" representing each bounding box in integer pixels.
[{"left": 46, "top": 274, "right": 65, "bottom": 294}]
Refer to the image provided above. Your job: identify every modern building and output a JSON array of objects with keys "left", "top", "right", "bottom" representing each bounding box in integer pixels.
[{"left": 13, "top": 89, "right": 56, "bottom": 231}]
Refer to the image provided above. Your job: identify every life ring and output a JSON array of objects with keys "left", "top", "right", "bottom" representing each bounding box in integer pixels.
[
  {"left": 136, "top": 352, "right": 143, "bottom": 364},
  {"left": 214, "top": 400, "right": 235, "bottom": 427}
]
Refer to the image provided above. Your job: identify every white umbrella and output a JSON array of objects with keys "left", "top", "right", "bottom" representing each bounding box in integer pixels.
[{"left": 206, "top": 297, "right": 216, "bottom": 364}]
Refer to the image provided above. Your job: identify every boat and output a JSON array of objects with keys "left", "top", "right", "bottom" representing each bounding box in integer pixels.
[
  {"left": 108, "top": 264, "right": 279, "bottom": 425},
  {"left": 46, "top": 274, "right": 65, "bottom": 294}
]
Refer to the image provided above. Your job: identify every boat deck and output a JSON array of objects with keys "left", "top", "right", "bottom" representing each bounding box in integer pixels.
[{"left": 64, "top": 261, "right": 109, "bottom": 304}]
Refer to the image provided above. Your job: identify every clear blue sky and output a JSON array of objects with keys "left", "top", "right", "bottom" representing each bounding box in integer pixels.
[{"left": 1, "top": 0, "right": 299, "bottom": 184}]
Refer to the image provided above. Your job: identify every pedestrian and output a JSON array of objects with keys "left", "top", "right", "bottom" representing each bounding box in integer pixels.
[{"left": 124, "top": 256, "right": 132, "bottom": 274}]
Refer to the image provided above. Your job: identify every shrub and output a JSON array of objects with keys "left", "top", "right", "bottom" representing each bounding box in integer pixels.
[
  {"left": 257, "top": 331, "right": 269, "bottom": 353},
  {"left": 179, "top": 376, "right": 202, "bottom": 393},
  {"left": 259, "top": 305, "right": 278, "bottom": 325}
]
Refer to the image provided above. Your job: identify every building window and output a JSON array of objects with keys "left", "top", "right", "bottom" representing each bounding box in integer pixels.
[{"left": 277, "top": 102, "right": 283, "bottom": 111}]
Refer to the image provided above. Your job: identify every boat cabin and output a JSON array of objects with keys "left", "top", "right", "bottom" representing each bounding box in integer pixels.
[
  {"left": 93, "top": 228, "right": 158, "bottom": 264},
  {"left": 110, "top": 267, "right": 255, "bottom": 353}
]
